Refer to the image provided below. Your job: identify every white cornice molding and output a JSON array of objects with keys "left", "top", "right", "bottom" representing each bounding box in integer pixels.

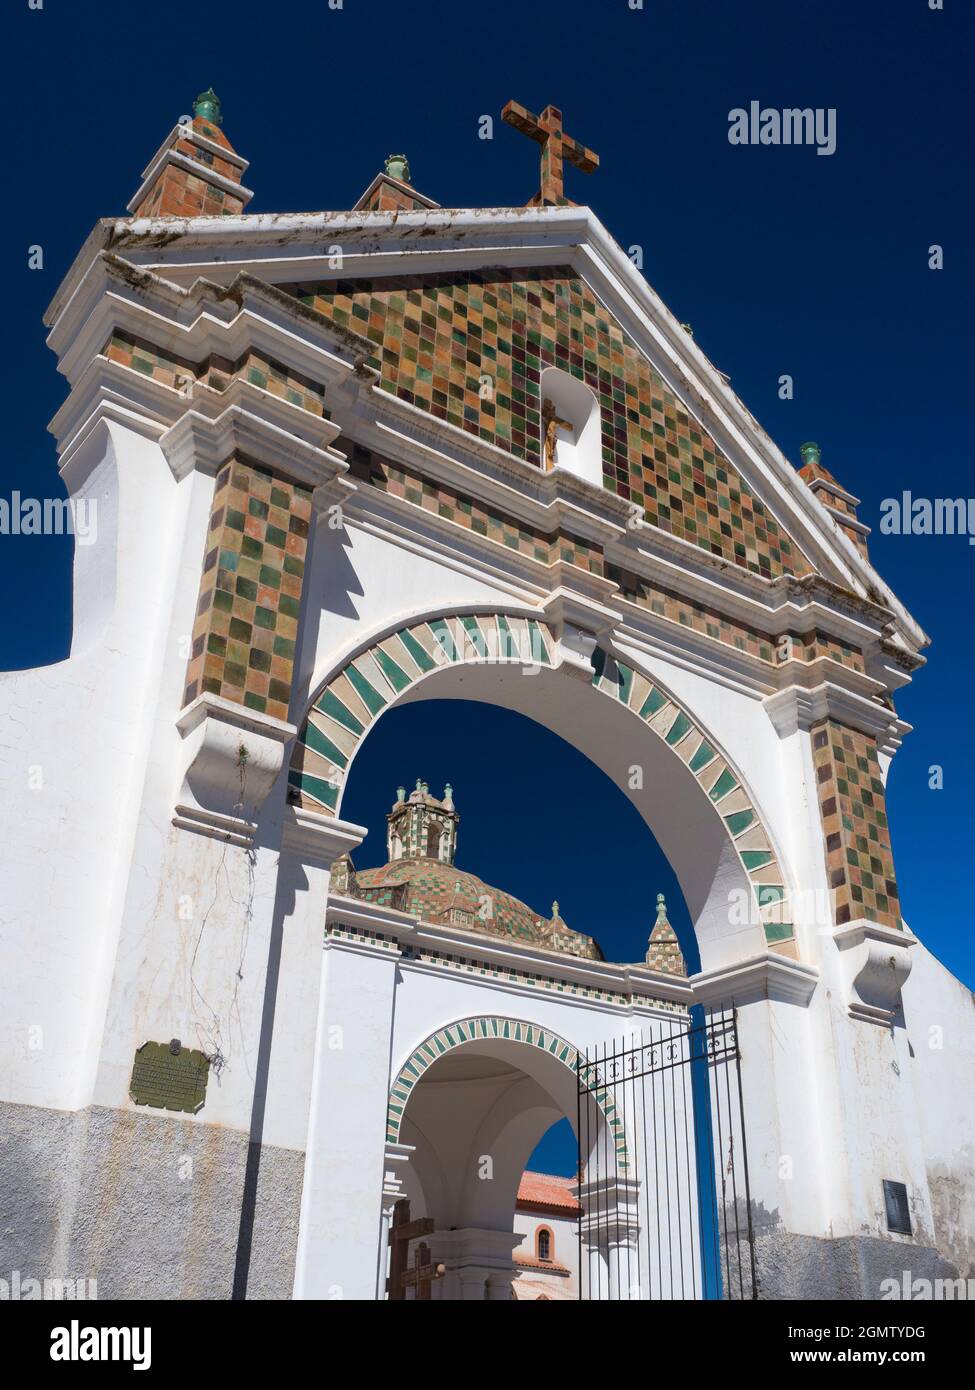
[
  {"left": 159, "top": 383, "right": 348, "bottom": 487},
  {"left": 280, "top": 810, "right": 369, "bottom": 869},
  {"left": 690, "top": 952, "right": 819, "bottom": 1008},
  {"left": 764, "top": 681, "right": 911, "bottom": 753},
  {"left": 323, "top": 893, "right": 694, "bottom": 1007},
  {"left": 353, "top": 170, "right": 440, "bottom": 211},
  {"left": 336, "top": 495, "right": 911, "bottom": 713},
  {"left": 137, "top": 122, "right": 251, "bottom": 179},
  {"left": 48, "top": 257, "right": 374, "bottom": 390}
]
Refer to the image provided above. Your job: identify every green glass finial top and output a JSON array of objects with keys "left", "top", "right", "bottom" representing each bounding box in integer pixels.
[
  {"left": 656, "top": 892, "right": 668, "bottom": 923},
  {"left": 800, "top": 441, "right": 822, "bottom": 467},
  {"left": 385, "top": 153, "right": 411, "bottom": 182},
  {"left": 193, "top": 89, "right": 222, "bottom": 126}
]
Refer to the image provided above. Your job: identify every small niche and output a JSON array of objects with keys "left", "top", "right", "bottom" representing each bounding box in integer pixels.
[{"left": 539, "top": 366, "right": 602, "bottom": 486}]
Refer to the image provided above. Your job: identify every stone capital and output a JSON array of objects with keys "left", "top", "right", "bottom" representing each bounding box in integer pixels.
[
  {"left": 690, "top": 951, "right": 819, "bottom": 1008},
  {"left": 280, "top": 805, "right": 368, "bottom": 869}
]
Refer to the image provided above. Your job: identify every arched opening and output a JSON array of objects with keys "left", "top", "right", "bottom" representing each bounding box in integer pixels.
[
  {"left": 340, "top": 698, "right": 695, "bottom": 967},
  {"left": 293, "top": 611, "right": 791, "bottom": 971},
  {"left": 426, "top": 819, "right": 442, "bottom": 861},
  {"left": 389, "top": 1025, "right": 609, "bottom": 1302}
]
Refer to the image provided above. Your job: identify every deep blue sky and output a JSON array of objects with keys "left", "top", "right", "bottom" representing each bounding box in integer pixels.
[{"left": 3, "top": 0, "right": 972, "bottom": 1044}]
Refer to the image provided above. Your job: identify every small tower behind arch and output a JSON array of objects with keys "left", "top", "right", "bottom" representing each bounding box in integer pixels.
[{"left": 386, "top": 780, "right": 459, "bottom": 863}]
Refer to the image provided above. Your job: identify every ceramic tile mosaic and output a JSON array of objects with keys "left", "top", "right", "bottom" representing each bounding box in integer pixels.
[
  {"left": 812, "top": 722, "right": 902, "bottom": 929},
  {"left": 355, "top": 178, "right": 436, "bottom": 213},
  {"left": 345, "top": 439, "right": 604, "bottom": 576},
  {"left": 288, "top": 612, "right": 795, "bottom": 951},
  {"left": 285, "top": 267, "right": 813, "bottom": 579},
  {"left": 133, "top": 115, "right": 247, "bottom": 218},
  {"left": 104, "top": 333, "right": 328, "bottom": 417},
  {"left": 344, "top": 442, "right": 861, "bottom": 676},
  {"left": 182, "top": 457, "right": 312, "bottom": 721}
]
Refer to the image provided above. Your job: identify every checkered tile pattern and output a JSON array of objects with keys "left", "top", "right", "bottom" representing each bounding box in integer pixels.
[
  {"left": 285, "top": 267, "right": 812, "bottom": 579},
  {"left": 813, "top": 722, "right": 902, "bottom": 929},
  {"left": 346, "top": 440, "right": 604, "bottom": 575},
  {"left": 342, "top": 441, "right": 862, "bottom": 673},
  {"left": 356, "top": 178, "right": 434, "bottom": 213},
  {"left": 133, "top": 115, "right": 247, "bottom": 218},
  {"left": 104, "top": 334, "right": 328, "bottom": 417},
  {"left": 182, "top": 459, "right": 312, "bottom": 722}
]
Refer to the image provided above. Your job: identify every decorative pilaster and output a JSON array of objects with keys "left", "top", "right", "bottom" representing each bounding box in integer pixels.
[
  {"left": 812, "top": 720, "right": 902, "bottom": 929},
  {"left": 182, "top": 457, "right": 312, "bottom": 723}
]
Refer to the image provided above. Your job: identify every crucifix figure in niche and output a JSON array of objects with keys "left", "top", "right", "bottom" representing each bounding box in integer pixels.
[{"left": 542, "top": 397, "right": 573, "bottom": 470}]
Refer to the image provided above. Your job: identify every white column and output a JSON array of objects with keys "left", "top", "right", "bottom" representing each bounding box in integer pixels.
[{"left": 280, "top": 809, "right": 409, "bottom": 1303}]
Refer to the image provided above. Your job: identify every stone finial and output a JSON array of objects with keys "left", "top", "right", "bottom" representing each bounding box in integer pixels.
[
  {"left": 385, "top": 154, "right": 411, "bottom": 182},
  {"left": 646, "top": 891, "right": 687, "bottom": 978},
  {"left": 443, "top": 783, "right": 454, "bottom": 808},
  {"left": 396, "top": 786, "right": 405, "bottom": 803},
  {"left": 797, "top": 440, "right": 871, "bottom": 556},
  {"left": 193, "top": 88, "right": 223, "bottom": 126},
  {"left": 551, "top": 900, "right": 561, "bottom": 919},
  {"left": 128, "top": 88, "right": 251, "bottom": 218}
]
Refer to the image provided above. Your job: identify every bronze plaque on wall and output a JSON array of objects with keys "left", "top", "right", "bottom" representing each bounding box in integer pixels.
[{"left": 129, "top": 1039, "right": 209, "bottom": 1114}]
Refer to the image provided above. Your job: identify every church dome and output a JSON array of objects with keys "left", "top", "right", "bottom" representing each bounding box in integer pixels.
[{"left": 335, "top": 781, "right": 603, "bottom": 961}]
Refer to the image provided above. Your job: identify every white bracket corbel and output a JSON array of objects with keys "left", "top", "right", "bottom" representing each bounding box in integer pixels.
[
  {"left": 831, "top": 919, "right": 916, "bottom": 1024},
  {"left": 173, "top": 694, "right": 296, "bottom": 848}
]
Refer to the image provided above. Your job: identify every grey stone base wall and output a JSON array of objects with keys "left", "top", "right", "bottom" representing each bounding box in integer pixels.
[
  {"left": 753, "top": 1228, "right": 963, "bottom": 1300},
  {"left": 0, "top": 1100, "right": 304, "bottom": 1299}
]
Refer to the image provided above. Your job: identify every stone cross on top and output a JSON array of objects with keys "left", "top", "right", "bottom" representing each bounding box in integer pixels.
[{"left": 502, "top": 100, "right": 600, "bottom": 206}]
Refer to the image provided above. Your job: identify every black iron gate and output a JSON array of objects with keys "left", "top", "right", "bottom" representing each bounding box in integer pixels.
[{"left": 575, "top": 1007, "right": 757, "bottom": 1300}]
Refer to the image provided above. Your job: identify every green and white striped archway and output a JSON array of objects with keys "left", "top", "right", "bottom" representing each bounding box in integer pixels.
[
  {"left": 386, "top": 1014, "right": 631, "bottom": 1173},
  {"left": 288, "top": 610, "right": 794, "bottom": 951}
]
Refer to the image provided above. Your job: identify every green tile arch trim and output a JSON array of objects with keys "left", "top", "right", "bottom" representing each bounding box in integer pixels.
[
  {"left": 386, "top": 1014, "right": 632, "bottom": 1170},
  {"left": 290, "top": 618, "right": 794, "bottom": 950}
]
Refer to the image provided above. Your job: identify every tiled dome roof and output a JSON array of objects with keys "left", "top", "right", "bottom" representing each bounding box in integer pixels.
[{"left": 354, "top": 857, "right": 602, "bottom": 960}]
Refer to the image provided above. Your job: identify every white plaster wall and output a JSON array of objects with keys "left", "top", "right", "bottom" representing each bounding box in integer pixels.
[
  {"left": 0, "top": 422, "right": 194, "bottom": 1113},
  {"left": 902, "top": 941, "right": 975, "bottom": 1274},
  {"left": 295, "top": 518, "right": 523, "bottom": 711}
]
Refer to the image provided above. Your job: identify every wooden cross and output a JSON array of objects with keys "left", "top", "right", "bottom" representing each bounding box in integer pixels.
[
  {"left": 502, "top": 100, "right": 600, "bottom": 206},
  {"left": 401, "top": 1241, "right": 446, "bottom": 1302},
  {"left": 387, "top": 1198, "right": 445, "bottom": 1301}
]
